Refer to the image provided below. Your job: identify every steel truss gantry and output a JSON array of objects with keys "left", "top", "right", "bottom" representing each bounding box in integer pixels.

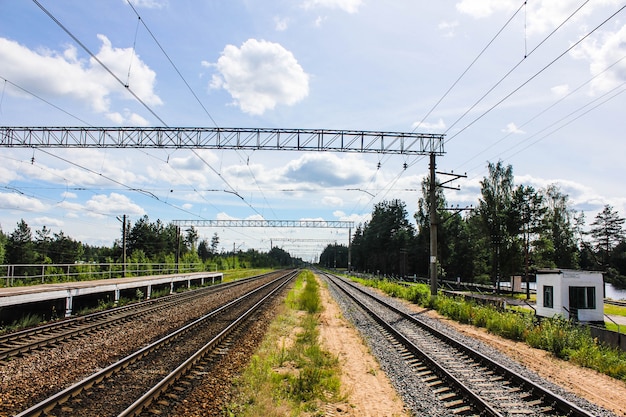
[
  {"left": 171, "top": 219, "right": 354, "bottom": 229},
  {"left": 0, "top": 127, "right": 444, "bottom": 155}
]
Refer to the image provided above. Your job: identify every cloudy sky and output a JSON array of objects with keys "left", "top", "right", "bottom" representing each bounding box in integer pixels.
[{"left": 0, "top": 0, "right": 625, "bottom": 261}]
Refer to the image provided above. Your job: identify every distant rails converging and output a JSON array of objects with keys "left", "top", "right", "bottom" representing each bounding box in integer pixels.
[
  {"left": 7, "top": 270, "right": 296, "bottom": 417},
  {"left": 321, "top": 271, "right": 597, "bottom": 417},
  {"left": 0, "top": 271, "right": 280, "bottom": 362}
]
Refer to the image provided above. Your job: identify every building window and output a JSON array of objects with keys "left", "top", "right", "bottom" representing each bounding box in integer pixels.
[
  {"left": 569, "top": 286, "right": 596, "bottom": 309},
  {"left": 543, "top": 285, "right": 553, "bottom": 308}
]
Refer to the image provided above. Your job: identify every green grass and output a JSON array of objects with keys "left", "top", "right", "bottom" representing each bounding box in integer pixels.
[
  {"left": 225, "top": 270, "right": 342, "bottom": 416},
  {"left": 223, "top": 268, "right": 274, "bottom": 282},
  {"left": 604, "top": 303, "right": 626, "bottom": 317}
]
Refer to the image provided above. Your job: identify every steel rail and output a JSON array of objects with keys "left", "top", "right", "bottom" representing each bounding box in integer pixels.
[
  {"left": 119, "top": 269, "right": 297, "bottom": 416},
  {"left": 324, "top": 272, "right": 596, "bottom": 417},
  {"left": 324, "top": 272, "right": 500, "bottom": 416},
  {"left": 0, "top": 272, "right": 275, "bottom": 361},
  {"left": 14, "top": 270, "right": 295, "bottom": 417}
]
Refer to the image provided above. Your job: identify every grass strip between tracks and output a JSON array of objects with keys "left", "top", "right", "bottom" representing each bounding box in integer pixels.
[{"left": 225, "top": 270, "right": 341, "bottom": 416}]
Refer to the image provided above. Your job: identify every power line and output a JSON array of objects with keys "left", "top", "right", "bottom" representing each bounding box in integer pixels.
[
  {"left": 446, "top": 2, "right": 625, "bottom": 143},
  {"left": 414, "top": 0, "right": 526, "bottom": 132},
  {"left": 456, "top": 53, "right": 626, "bottom": 172},
  {"left": 32, "top": 0, "right": 168, "bottom": 126},
  {"left": 444, "top": 0, "right": 595, "bottom": 139},
  {"left": 124, "top": 0, "right": 219, "bottom": 128}
]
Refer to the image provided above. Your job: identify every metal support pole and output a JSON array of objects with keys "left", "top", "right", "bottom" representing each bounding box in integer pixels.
[
  {"left": 429, "top": 153, "right": 438, "bottom": 297},
  {"left": 348, "top": 227, "right": 352, "bottom": 273}
]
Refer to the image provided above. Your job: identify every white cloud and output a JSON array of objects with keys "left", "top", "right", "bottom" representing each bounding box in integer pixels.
[
  {"left": 61, "top": 191, "right": 78, "bottom": 199},
  {"left": 127, "top": 0, "right": 167, "bottom": 9},
  {"left": 551, "top": 84, "right": 570, "bottom": 97},
  {"left": 282, "top": 153, "right": 370, "bottom": 186},
  {"left": 33, "top": 216, "right": 64, "bottom": 227},
  {"left": 571, "top": 24, "right": 626, "bottom": 94},
  {"left": 456, "top": 0, "right": 621, "bottom": 35},
  {"left": 106, "top": 109, "right": 151, "bottom": 126},
  {"left": 207, "top": 39, "right": 309, "bottom": 115},
  {"left": 456, "top": 0, "right": 516, "bottom": 19},
  {"left": 302, "top": 0, "right": 363, "bottom": 14},
  {"left": 0, "top": 192, "right": 48, "bottom": 212},
  {"left": 322, "top": 195, "right": 344, "bottom": 206},
  {"left": 438, "top": 20, "right": 459, "bottom": 37},
  {"left": 412, "top": 118, "right": 446, "bottom": 132},
  {"left": 0, "top": 35, "right": 161, "bottom": 115},
  {"left": 274, "top": 16, "right": 289, "bottom": 31},
  {"left": 182, "top": 203, "right": 193, "bottom": 210},
  {"left": 57, "top": 201, "right": 84, "bottom": 212},
  {"left": 502, "top": 122, "right": 525, "bottom": 134},
  {"left": 315, "top": 16, "right": 327, "bottom": 27},
  {"left": 84, "top": 193, "right": 146, "bottom": 216}
]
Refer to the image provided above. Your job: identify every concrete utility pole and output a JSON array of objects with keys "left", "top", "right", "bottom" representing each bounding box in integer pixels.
[
  {"left": 429, "top": 153, "right": 438, "bottom": 297},
  {"left": 117, "top": 214, "right": 127, "bottom": 277}
]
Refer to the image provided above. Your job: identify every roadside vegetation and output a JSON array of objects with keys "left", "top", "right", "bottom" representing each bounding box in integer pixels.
[
  {"left": 226, "top": 270, "right": 342, "bottom": 416},
  {"left": 351, "top": 277, "right": 626, "bottom": 382},
  {"left": 0, "top": 215, "right": 302, "bottom": 288}
]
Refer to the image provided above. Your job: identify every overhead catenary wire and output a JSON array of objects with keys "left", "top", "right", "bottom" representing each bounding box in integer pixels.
[
  {"left": 445, "top": 2, "right": 624, "bottom": 144},
  {"left": 444, "top": 0, "right": 594, "bottom": 139},
  {"left": 30, "top": 0, "right": 273, "bottom": 245},
  {"left": 455, "top": 53, "right": 626, "bottom": 172},
  {"left": 124, "top": 0, "right": 279, "bottom": 238},
  {"left": 32, "top": 0, "right": 168, "bottom": 127},
  {"left": 413, "top": 0, "right": 527, "bottom": 133}
]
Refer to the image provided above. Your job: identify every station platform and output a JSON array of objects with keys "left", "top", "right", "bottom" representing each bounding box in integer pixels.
[{"left": 0, "top": 271, "right": 223, "bottom": 317}]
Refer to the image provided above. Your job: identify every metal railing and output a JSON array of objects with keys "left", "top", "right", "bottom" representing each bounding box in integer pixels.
[{"left": 1, "top": 262, "right": 218, "bottom": 287}]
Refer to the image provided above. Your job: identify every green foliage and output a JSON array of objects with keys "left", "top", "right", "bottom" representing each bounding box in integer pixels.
[
  {"left": 353, "top": 277, "right": 626, "bottom": 381},
  {"left": 226, "top": 271, "right": 341, "bottom": 416},
  {"left": 298, "top": 272, "right": 321, "bottom": 314}
]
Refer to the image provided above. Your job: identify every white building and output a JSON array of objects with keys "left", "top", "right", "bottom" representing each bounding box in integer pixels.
[{"left": 535, "top": 269, "right": 604, "bottom": 322}]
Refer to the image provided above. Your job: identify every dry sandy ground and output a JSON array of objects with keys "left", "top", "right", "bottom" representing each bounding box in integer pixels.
[{"left": 316, "top": 276, "right": 626, "bottom": 417}]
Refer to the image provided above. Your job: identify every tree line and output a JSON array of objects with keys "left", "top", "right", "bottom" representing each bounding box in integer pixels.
[
  {"left": 321, "top": 161, "right": 626, "bottom": 286},
  {"left": 0, "top": 215, "right": 300, "bottom": 272}
]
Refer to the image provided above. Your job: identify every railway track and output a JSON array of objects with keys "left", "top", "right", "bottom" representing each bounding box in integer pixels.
[
  {"left": 14, "top": 269, "right": 297, "bottom": 417},
  {"left": 321, "top": 272, "right": 597, "bottom": 417},
  {"left": 0, "top": 271, "right": 280, "bottom": 361}
]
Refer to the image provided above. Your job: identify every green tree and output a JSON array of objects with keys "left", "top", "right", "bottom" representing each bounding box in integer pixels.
[
  {"left": 35, "top": 225, "right": 53, "bottom": 263},
  {"left": 513, "top": 185, "right": 548, "bottom": 274},
  {"left": 185, "top": 226, "right": 199, "bottom": 252},
  {"left": 49, "top": 231, "right": 83, "bottom": 264},
  {"left": 477, "top": 162, "right": 520, "bottom": 289},
  {"left": 210, "top": 232, "right": 220, "bottom": 255},
  {"left": 542, "top": 185, "right": 579, "bottom": 268},
  {"left": 6, "top": 219, "right": 36, "bottom": 265},
  {"left": 319, "top": 243, "right": 348, "bottom": 269},
  {"left": 590, "top": 205, "right": 625, "bottom": 267},
  {"left": 359, "top": 199, "right": 415, "bottom": 276},
  {"left": 198, "top": 239, "right": 211, "bottom": 262},
  {"left": 0, "top": 227, "right": 6, "bottom": 264}
]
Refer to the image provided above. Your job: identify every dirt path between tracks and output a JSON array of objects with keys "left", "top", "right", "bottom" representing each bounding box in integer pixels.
[
  {"left": 317, "top": 277, "right": 410, "bottom": 417},
  {"left": 316, "top": 277, "right": 626, "bottom": 417}
]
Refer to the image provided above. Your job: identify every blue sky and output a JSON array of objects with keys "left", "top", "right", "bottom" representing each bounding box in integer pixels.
[{"left": 0, "top": 0, "right": 625, "bottom": 261}]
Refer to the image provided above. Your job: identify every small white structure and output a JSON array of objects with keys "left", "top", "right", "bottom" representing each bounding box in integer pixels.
[{"left": 535, "top": 269, "right": 604, "bottom": 322}]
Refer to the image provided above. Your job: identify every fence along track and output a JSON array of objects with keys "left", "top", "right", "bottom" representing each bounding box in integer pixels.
[
  {"left": 14, "top": 270, "right": 297, "bottom": 417},
  {"left": 322, "top": 272, "right": 595, "bottom": 417},
  {"left": 0, "top": 271, "right": 278, "bottom": 361}
]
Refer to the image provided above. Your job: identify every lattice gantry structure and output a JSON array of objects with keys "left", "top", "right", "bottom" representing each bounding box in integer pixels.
[{"left": 0, "top": 127, "right": 444, "bottom": 155}]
